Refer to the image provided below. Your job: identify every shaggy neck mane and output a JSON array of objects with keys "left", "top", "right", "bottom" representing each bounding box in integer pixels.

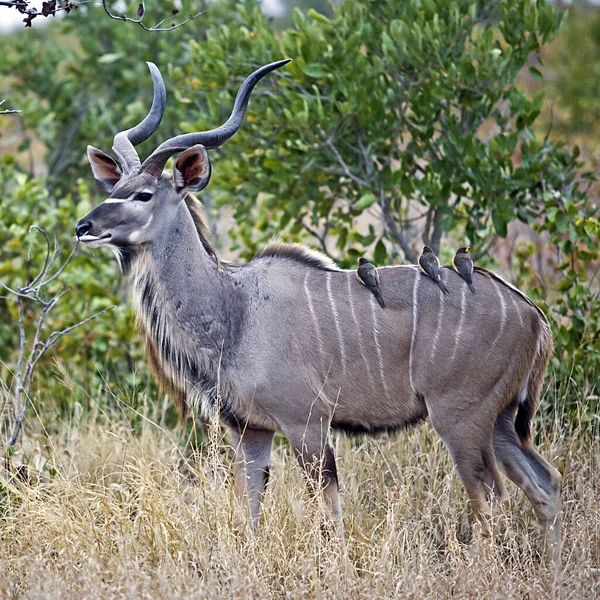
[
  {"left": 254, "top": 242, "right": 340, "bottom": 271},
  {"left": 184, "top": 193, "right": 220, "bottom": 268},
  {"left": 173, "top": 197, "right": 339, "bottom": 273},
  {"left": 125, "top": 197, "right": 238, "bottom": 424}
]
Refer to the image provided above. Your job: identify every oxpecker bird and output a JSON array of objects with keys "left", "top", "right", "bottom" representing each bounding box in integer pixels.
[
  {"left": 357, "top": 258, "right": 385, "bottom": 308},
  {"left": 452, "top": 246, "right": 476, "bottom": 294},
  {"left": 418, "top": 245, "right": 449, "bottom": 295}
]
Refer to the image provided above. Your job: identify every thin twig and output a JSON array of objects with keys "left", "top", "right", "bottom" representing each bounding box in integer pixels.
[
  {"left": 1, "top": 0, "right": 203, "bottom": 29},
  {"left": 379, "top": 188, "right": 418, "bottom": 263},
  {"left": 3, "top": 230, "right": 114, "bottom": 448},
  {"left": 101, "top": 0, "right": 204, "bottom": 32},
  {"left": 40, "top": 241, "right": 79, "bottom": 288},
  {"left": 27, "top": 226, "right": 51, "bottom": 289},
  {"left": 0, "top": 100, "right": 21, "bottom": 115},
  {"left": 303, "top": 223, "right": 330, "bottom": 256},
  {"left": 46, "top": 306, "right": 114, "bottom": 348},
  {"left": 472, "top": 235, "right": 498, "bottom": 261},
  {"left": 323, "top": 138, "right": 369, "bottom": 188}
]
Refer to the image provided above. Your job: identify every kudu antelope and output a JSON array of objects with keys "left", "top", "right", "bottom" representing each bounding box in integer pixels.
[{"left": 76, "top": 60, "right": 561, "bottom": 557}]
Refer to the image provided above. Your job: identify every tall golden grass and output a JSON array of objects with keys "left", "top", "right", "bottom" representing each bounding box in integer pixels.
[{"left": 0, "top": 385, "right": 598, "bottom": 599}]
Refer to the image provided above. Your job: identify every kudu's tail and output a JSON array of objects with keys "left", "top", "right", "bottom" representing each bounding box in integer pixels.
[{"left": 515, "top": 318, "right": 553, "bottom": 446}]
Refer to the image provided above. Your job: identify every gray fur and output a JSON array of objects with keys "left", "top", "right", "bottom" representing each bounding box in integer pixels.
[
  {"left": 76, "top": 70, "right": 561, "bottom": 559},
  {"left": 78, "top": 177, "right": 560, "bottom": 553}
]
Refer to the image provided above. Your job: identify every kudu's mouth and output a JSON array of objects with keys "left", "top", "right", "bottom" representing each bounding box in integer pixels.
[{"left": 77, "top": 233, "right": 112, "bottom": 246}]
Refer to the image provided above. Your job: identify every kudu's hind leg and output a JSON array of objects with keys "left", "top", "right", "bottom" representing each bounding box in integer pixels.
[
  {"left": 426, "top": 399, "right": 507, "bottom": 539},
  {"left": 229, "top": 427, "right": 274, "bottom": 529},
  {"left": 493, "top": 404, "right": 562, "bottom": 561}
]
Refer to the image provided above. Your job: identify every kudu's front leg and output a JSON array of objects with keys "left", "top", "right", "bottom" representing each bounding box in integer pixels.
[
  {"left": 284, "top": 422, "right": 344, "bottom": 538},
  {"left": 229, "top": 427, "right": 274, "bottom": 529}
]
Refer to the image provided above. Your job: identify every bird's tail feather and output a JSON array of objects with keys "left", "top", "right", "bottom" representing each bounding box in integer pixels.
[
  {"left": 375, "top": 292, "right": 385, "bottom": 308},
  {"left": 467, "top": 281, "right": 476, "bottom": 295},
  {"left": 436, "top": 279, "right": 449, "bottom": 295}
]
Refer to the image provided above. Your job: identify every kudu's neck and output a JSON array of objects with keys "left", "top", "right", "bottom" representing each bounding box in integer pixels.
[
  {"left": 129, "top": 202, "right": 244, "bottom": 358},
  {"left": 147, "top": 201, "right": 219, "bottom": 297}
]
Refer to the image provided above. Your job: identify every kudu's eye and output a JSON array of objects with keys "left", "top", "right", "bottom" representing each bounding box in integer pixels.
[{"left": 134, "top": 191, "right": 153, "bottom": 202}]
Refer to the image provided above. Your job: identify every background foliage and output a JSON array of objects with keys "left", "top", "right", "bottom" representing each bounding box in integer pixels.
[{"left": 0, "top": 0, "right": 598, "bottom": 429}]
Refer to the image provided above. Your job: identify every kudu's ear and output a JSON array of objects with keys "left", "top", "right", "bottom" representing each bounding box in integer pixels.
[
  {"left": 173, "top": 145, "right": 211, "bottom": 193},
  {"left": 87, "top": 146, "right": 122, "bottom": 192}
]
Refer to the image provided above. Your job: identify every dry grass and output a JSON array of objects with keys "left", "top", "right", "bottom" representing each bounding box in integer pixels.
[{"left": 0, "top": 391, "right": 598, "bottom": 600}]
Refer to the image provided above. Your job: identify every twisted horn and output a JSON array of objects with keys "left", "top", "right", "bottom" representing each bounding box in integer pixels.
[
  {"left": 112, "top": 61, "right": 167, "bottom": 172},
  {"left": 140, "top": 59, "right": 291, "bottom": 178}
]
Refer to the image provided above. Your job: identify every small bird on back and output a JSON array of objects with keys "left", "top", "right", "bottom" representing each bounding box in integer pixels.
[
  {"left": 357, "top": 258, "right": 385, "bottom": 308},
  {"left": 452, "top": 246, "right": 476, "bottom": 294},
  {"left": 418, "top": 246, "right": 449, "bottom": 295}
]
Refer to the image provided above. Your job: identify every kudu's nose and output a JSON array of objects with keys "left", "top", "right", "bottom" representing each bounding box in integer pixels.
[{"left": 75, "top": 220, "right": 92, "bottom": 238}]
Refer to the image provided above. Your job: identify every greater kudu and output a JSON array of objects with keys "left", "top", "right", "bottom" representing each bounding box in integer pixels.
[{"left": 76, "top": 60, "right": 561, "bottom": 557}]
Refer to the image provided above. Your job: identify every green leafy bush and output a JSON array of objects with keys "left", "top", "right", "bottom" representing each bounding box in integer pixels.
[
  {"left": 0, "top": 0, "right": 598, "bottom": 419},
  {"left": 0, "top": 156, "right": 147, "bottom": 411}
]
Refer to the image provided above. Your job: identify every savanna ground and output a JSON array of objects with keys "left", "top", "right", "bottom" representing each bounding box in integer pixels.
[{"left": 0, "top": 378, "right": 598, "bottom": 599}]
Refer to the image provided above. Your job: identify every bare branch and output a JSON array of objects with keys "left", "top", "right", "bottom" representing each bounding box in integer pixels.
[
  {"left": 46, "top": 306, "right": 114, "bottom": 348},
  {"left": 1, "top": 0, "right": 203, "bottom": 30},
  {"left": 3, "top": 230, "right": 114, "bottom": 447},
  {"left": 323, "top": 138, "right": 369, "bottom": 188},
  {"left": 0, "top": 0, "right": 87, "bottom": 28},
  {"left": 24, "top": 305, "right": 114, "bottom": 401},
  {"left": 379, "top": 188, "right": 418, "bottom": 263},
  {"left": 430, "top": 209, "right": 444, "bottom": 257},
  {"left": 0, "top": 99, "right": 21, "bottom": 116},
  {"left": 101, "top": 0, "right": 204, "bottom": 32},
  {"left": 303, "top": 223, "right": 330, "bottom": 257},
  {"left": 472, "top": 235, "right": 498, "bottom": 261},
  {"left": 39, "top": 240, "right": 79, "bottom": 288},
  {"left": 26, "top": 226, "right": 52, "bottom": 289}
]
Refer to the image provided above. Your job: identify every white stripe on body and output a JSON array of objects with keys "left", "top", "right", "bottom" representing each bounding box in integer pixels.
[
  {"left": 450, "top": 285, "right": 467, "bottom": 364},
  {"left": 431, "top": 272, "right": 446, "bottom": 363},
  {"left": 408, "top": 272, "right": 419, "bottom": 392},
  {"left": 481, "top": 270, "right": 540, "bottom": 328},
  {"left": 347, "top": 274, "right": 376, "bottom": 388},
  {"left": 484, "top": 277, "right": 508, "bottom": 360},
  {"left": 326, "top": 272, "right": 347, "bottom": 376},
  {"left": 304, "top": 272, "right": 326, "bottom": 373},
  {"left": 369, "top": 293, "right": 391, "bottom": 398},
  {"left": 508, "top": 288, "right": 525, "bottom": 327},
  {"left": 376, "top": 265, "right": 420, "bottom": 272}
]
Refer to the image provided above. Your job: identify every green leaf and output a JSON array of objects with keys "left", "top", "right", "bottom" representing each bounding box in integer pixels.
[
  {"left": 97, "top": 53, "right": 122, "bottom": 64},
  {"left": 491, "top": 209, "right": 508, "bottom": 237},
  {"left": 355, "top": 192, "right": 378, "bottom": 211},
  {"left": 373, "top": 239, "right": 388, "bottom": 265},
  {"left": 307, "top": 9, "right": 330, "bottom": 25},
  {"left": 528, "top": 66, "right": 543, "bottom": 81},
  {"left": 302, "top": 64, "right": 329, "bottom": 79}
]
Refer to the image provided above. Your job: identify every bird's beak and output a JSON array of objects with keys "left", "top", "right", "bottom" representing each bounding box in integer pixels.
[{"left": 466, "top": 247, "right": 471, "bottom": 253}]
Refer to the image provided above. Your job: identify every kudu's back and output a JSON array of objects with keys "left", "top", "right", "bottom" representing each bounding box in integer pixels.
[{"left": 233, "top": 256, "right": 550, "bottom": 438}]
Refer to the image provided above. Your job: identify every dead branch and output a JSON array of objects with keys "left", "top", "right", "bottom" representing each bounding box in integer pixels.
[
  {"left": 0, "top": 100, "right": 21, "bottom": 116},
  {"left": 3, "top": 227, "right": 114, "bottom": 447},
  {"left": 0, "top": 0, "right": 204, "bottom": 30},
  {"left": 0, "top": 0, "right": 85, "bottom": 27},
  {"left": 323, "top": 137, "right": 369, "bottom": 188},
  {"left": 379, "top": 188, "right": 418, "bottom": 263},
  {"left": 101, "top": 0, "right": 204, "bottom": 32}
]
